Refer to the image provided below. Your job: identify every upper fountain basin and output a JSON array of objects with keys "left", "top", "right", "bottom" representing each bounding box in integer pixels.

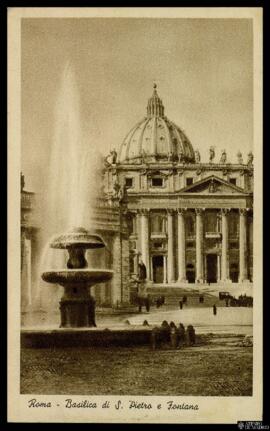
[
  {"left": 42, "top": 268, "right": 113, "bottom": 285},
  {"left": 50, "top": 227, "right": 105, "bottom": 249}
]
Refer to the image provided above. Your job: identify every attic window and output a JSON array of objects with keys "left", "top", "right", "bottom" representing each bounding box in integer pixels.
[
  {"left": 125, "top": 177, "right": 134, "bottom": 188},
  {"left": 151, "top": 177, "right": 163, "bottom": 187},
  {"left": 186, "top": 177, "right": 193, "bottom": 186},
  {"left": 229, "top": 178, "right": 237, "bottom": 186}
]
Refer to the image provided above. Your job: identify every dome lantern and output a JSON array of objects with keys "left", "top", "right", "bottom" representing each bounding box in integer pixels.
[{"left": 147, "top": 83, "right": 165, "bottom": 118}]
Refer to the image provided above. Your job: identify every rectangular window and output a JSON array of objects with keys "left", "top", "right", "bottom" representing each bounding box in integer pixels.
[
  {"left": 186, "top": 177, "right": 193, "bottom": 186},
  {"left": 229, "top": 178, "right": 237, "bottom": 185},
  {"left": 151, "top": 177, "right": 163, "bottom": 187},
  {"left": 151, "top": 215, "right": 165, "bottom": 233},
  {"left": 125, "top": 177, "right": 134, "bottom": 188}
]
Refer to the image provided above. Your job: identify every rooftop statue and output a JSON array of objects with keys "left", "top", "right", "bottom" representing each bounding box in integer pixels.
[
  {"left": 194, "top": 150, "right": 201, "bottom": 163},
  {"left": 104, "top": 149, "right": 118, "bottom": 167},
  {"left": 220, "top": 150, "right": 227, "bottom": 164},
  {"left": 209, "top": 146, "right": 215, "bottom": 163},
  {"left": 21, "top": 172, "right": 25, "bottom": 192},
  {"left": 247, "top": 151, "right": 253, "bottom": 167},
  {"left": 237, "top": 151, "right": 243, "bottom": 165}
]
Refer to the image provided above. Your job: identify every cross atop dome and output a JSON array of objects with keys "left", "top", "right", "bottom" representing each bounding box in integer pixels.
[{"left": 147, "top": 83, "right": 165, "bottom": 118}]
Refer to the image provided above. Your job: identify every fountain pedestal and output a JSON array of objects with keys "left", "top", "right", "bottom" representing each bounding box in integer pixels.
[
  {"left": 42, "top": 227, "right": 113, "bottom": 328},
  {"left": 59, "top": 285, "right": 96, "bottom": 327}
]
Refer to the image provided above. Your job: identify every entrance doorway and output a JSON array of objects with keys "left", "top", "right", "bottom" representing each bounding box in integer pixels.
[
  {"left": 152, "top": 255, "right": 164, "bottom": 283},
  {"left": 230, "top": 263, "right": 239, "bottom": 283},
  {"left": 206, "top": 254, "right": 217, "bottom": 283},
  {"left": 186, "top": 263, "right": 195, "bottom": 283}
]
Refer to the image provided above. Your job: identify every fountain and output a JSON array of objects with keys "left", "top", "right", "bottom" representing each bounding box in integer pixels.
[
  {"left": 42, "top": 227, "right": 113, "bottom": 328},
  {"left": 21, "top": 63, "right": 152, "bottom": 347}
]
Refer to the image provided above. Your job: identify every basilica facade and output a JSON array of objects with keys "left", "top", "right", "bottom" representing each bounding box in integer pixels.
[{"left": 93, "top": 85, "right": 253, "bottom": 306}]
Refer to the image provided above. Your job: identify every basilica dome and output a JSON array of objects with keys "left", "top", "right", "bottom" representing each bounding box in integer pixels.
[{"left": 117, "top": 84, "right": 195, "bottom": 164}]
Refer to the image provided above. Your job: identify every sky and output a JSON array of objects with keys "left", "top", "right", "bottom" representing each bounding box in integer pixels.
[{"left": 21, "top": 18, "right": 253, "bottom": 192}]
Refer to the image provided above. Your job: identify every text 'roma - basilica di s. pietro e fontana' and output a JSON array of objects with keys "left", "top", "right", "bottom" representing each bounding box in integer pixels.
[{"left": 21, "top": 84, "right": 254, "bottom": 308}]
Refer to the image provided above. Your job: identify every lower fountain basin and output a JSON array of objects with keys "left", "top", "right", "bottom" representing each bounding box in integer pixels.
[{"left": 42, "top": 269, "right": 113, "bottom": 285}]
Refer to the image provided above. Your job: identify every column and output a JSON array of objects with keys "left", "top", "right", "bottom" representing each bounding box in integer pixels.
[
  {"left": 21, "top": 234, "right": 32, "bottom": 311},
  {"left": 140, "top": 209, "right": 150, "bottom": 280},
  {"left": 111, "top": 234, "right": 122, "bottom": 305},
  {"left": 99, "top": 249, "right": 106, "bottom": 303},
  {"left": 133, "top": 251, "right": 139, "bottom": 277},
  {"left": 221, "top": 208, "right": 230, "bottom": 282},
  {"left": 195, "top": 208, "right": 204, "bottom": 283},
  {"left": 239, "top": 208, "right": 248, "bottom": 282},
  {"left": 163, "top": 255, "right": 167, "bottom": 284},
  {"left": 167, "top": 209, "right": 175, "bottom": 283},
  {"left": 217, "top": 254, "right": 221, "bottom": 282},
  {"left": 177, "top": 209, "right": 187, "bottom": 282}
]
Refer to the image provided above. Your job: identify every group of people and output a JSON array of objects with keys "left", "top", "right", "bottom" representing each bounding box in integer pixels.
[
  {"left": 230, "top": 295, "right": 253, "bottom": 307},
  {"left": 150, "top": 321, "right": 196, "bottom": 350}
]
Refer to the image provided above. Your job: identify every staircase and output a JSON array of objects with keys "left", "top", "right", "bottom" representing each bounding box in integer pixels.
[{"left": 145, "top": 282, "right": 253, "bottom": 308}]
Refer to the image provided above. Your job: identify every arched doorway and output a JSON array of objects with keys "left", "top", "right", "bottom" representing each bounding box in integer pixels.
[{"left": 186, "top": 263, "right": 195, "bottom": 283}]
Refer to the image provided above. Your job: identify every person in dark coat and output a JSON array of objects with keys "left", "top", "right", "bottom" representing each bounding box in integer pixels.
[
  {"left": 137, "top": 256, "right": 147, "bottom": 312},
  {"left": 178, "top": 323, "right": 186, "bottom": 347},
  {"left": 138, "top": 257, "right": 147, "bottom": 281},
  {"left": 187, "top": 325, "right": 196, "bottom": 345}
]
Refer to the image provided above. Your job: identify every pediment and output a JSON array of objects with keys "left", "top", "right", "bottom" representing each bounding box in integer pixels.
[{"left": 178, "top": 175, "right": 247, "bottom": 195}]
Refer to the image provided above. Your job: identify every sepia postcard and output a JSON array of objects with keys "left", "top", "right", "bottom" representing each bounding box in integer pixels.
[{"left": 8, "top": 7, "right": 263, "bottom": 424}]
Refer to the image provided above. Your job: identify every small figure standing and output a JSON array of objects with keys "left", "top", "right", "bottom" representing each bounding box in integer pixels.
[
  {"left": 170, "top": 327, "right": 178, "bottom": 349},
  {"left": 213, "top": 304, "right": 217, "bottom": 315},
  {"left": 178, "top": 323, "right": 186, "bottom": 347},
  {"left": 179, "top": 300, "right": 183, "bottom": 310},
  {"left": 137, "top": 256, "right": 147, "bottom": 312},
  {"left": 138, "top": 256, "right": 147, "bottom": 281},
  {"left": 187, "top": 325, "right": 196, "bottom": 346},
  {"left": 145, "top": 295, "right": 151, "bottom": 312}
]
